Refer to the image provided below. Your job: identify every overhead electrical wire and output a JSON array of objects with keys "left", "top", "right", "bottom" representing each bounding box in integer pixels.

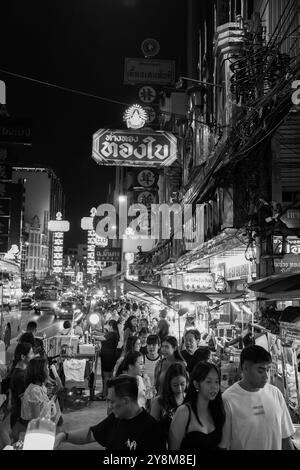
[{"left": 0, "top": 67, "right": 230, "bottom": 131}]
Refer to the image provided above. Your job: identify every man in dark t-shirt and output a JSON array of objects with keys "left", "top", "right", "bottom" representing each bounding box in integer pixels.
[{"left": 54, "top": 375, "right": 166, "bottom": 450}]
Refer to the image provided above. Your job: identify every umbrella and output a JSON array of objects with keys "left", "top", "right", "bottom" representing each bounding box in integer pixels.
[
  {"left": 171, "top": 291, "right": 211, "bottom": 302},
  {"left": 248, "top": 271, "right": 300, "bottom": 294}
]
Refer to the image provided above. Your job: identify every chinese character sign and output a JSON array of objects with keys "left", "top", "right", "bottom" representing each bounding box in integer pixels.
[{"left": 53, "top": 232, "right": 64, "bottom": 274}]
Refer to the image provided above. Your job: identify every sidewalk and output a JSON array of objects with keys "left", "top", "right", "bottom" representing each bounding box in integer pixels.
[{"left": 58, "top": 399, "right": 107, "bottom": 450}]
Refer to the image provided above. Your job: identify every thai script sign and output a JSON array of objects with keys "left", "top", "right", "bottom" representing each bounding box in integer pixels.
[
  {"left": 0, "top": 117, "right": 32, "bottom": 145},
  {"left": 273, "top": 237, "right": 300, "bottom": 273},
  {"left": 124, "top": 58, "right": 175, "bottom": 85},
  {"left": 183, "top": 273, "right": 214, "bottom": 292},
  {"left": 92, "top": 129, "right": 177, "bottom": 167},
  {"left": 95, "top": 247, "right": 121, "bottom": 263},
  {"left": 226, "top": 264, "right": 251, "bottom": 280}
]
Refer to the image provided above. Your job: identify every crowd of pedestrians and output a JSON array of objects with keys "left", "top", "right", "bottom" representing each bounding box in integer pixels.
[
  {"left": 0, "top": 299, "right": 297, "bottom": 451},
  {"left": 53, "top": 298, "right": 296, "bottom": 451}
]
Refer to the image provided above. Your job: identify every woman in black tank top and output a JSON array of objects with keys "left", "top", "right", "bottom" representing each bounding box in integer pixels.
[{"left": 169, "top": 362, "right": 225, "bottom": 450}]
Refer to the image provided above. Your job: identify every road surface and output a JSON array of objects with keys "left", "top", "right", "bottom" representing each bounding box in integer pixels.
[{"left": 6, "top": 308, "right": 66, "bottom": 364}]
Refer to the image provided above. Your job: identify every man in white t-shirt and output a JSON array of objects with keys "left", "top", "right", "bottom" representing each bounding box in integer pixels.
[{"left": 220, "top": 345, "right": 295, "bottom": 450}]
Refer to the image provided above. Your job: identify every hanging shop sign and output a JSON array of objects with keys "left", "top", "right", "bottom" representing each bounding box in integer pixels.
[
  {"left": 95, "top": 247, "right": 121, "bottom": 263},
  {"left": 92, "top": 128, "right": 177, "bottom": 167},
  {"left": 138, "top": 86, "right": 157, "bottom": 103},
  {"left": 226, "top": 263, "right": 252, "bottom": 281},
  {"left": 141, "top": 38, "right": 160, "bottom": 58},
  {"left": 135, "top": 168, "right": 159, "bottom": 188},
  {"left": 134, "top": 189, "right": 158, "bottom": 207},
  {"left": 0, "top": 117, "right": 32, "bottom": 145},
  {"left": 273, "top": 237, "right": 300, "bottom": 273},
  {"left": 183, "top": 272, "right": 214, "bottom": 291},
  {"left": 124, "top": 58, "right": 175, "bottom": 85}
]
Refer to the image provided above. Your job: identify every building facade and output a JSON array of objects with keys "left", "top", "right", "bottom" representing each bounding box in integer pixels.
[
  {"left": 12, "top": 166, "right": 65, "bottom": 281},
  {"left": 137, "top": 0, "right": 300, "bottom": 324}
]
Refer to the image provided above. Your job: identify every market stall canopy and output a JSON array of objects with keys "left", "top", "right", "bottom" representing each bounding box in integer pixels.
[
  {"left": 170, "top": 291, "right": 211, "bottom": 302},
  {"left": 124, "top": 278, "right": 162, "bottom": 296},
  {"left": 248, "top": 271, "right": 300, "bottom": 294}
]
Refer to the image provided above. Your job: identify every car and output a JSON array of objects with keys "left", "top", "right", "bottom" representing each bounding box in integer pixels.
[
  {"left": 54, "top": 301, "right": 82, "bottom": 319},
  {"left": 21, "top": 297, "right": 34, "bottom": 310}
]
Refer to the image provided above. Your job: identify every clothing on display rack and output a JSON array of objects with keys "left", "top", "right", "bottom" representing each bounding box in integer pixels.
[{"left": 63, "top": 359, "right": 87, "bottom": 383}]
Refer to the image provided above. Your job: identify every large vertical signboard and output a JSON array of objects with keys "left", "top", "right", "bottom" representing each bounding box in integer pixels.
[{"left": 48, "top": 213, "right": 69, "bottom": 274}]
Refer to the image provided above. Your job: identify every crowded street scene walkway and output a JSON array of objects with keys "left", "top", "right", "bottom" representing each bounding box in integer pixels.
[{"left": 1, "top": 0, "right": 300, "bottom": 455}]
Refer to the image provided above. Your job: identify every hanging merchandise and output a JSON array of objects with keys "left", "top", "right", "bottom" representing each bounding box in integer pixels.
[
  {"left": 63, "top": 358, "right": 87, "bottom": 382},
  {"left": 279, "top": 322, "right": 300, "bottom": 422}
]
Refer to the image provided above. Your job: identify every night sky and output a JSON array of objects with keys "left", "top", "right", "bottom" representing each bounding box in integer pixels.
[{"left": 0, "top": 0, "right": 187, "bottom": 246}]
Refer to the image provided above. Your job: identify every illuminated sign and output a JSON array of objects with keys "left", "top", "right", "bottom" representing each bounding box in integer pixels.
[
  {"left": 0, "top": 80, "right": 6, "bottom": 105},
  {"left": 291, "top": 80, "right": 300, "bottom": 106},
  {"left": 52, "top": 231, "right": 64, "bottom": 274},
  {"left": 92, "top": 128, "right": 177, "bottom": 167},
  {"left": 48, "top": 212, "right": 70, "bottom": 232},
  {"left": 123, "top": 104, "right": 148, "bottom": 129},
  {"left": 95, "top": 247, "right": 121, "bottom": 263}
]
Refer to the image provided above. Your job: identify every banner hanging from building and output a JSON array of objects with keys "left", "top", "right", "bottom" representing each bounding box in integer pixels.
[{"left": 92, "top": 128, "right": 177, "bottom": 167}]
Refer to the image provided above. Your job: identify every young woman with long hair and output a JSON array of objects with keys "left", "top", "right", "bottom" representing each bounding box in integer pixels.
[
  {"left": 150, "top": 362, "right": 188, "bottom": 441},
  {"left": 123, "top": 315, "right": 138, "bottom": 348},
  {"left": 113, "top": 335, "right": 141, "bottom": 377},
  {"left": 21, "top": 357, "right": 57, "bottom": 425},
  {"left": 169, "top": 362, "right": 225, "bottom": 450},
  {"left": 154, "top": 335, "right": 186, "bottom": 394}
]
